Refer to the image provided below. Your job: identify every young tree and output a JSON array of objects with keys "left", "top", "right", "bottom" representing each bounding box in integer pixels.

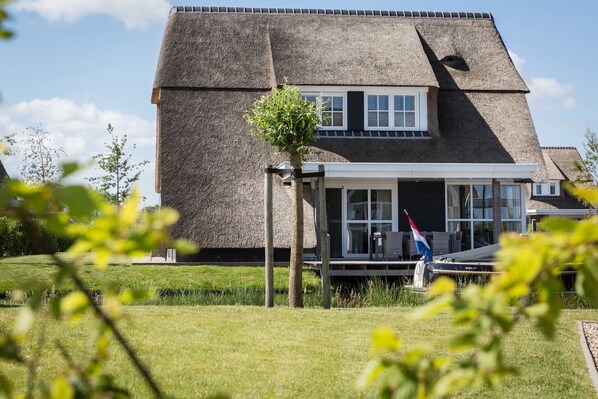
[
  {"left": 245, "top": 83, "right": 321, "bottom": 308},
  {"left": 16, "top": 125, "right": 65, "bottom": 185},
  {"left": 88, "top": 123, "right": 149, "bottom": 205},
  {"left": 574, "top": 128, "right": 598, "bottom": 186}
]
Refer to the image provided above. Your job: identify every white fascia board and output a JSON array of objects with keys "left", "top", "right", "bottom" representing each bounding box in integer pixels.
[
  {"left": 526, "top": 209, "right": 595, "bottom": 216},
  {"left": 297, "top": 86, "right": 430, "bottom": 93},
  {"left": 276, "top": 162, "right": 537, "bottom": 180}
]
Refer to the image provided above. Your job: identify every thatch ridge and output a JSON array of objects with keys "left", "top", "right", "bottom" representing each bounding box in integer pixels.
[{"left": 171, "top": 7, "right": 492, "bottom": 20}]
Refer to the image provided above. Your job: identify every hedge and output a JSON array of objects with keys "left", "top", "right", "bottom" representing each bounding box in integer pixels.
[{"left": 0, "top": 217, "right": 72, "bottom": 257}]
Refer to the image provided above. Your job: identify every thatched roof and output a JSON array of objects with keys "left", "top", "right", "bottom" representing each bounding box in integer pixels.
[
  {"left": 153, "top": 7, "right": 527, "bottom": 93},
  {"left": 153, "top": 8, "right": 546, "bottom": 249},
  {"left": 527, "top": 147, "right": 589, "bottom": 213},
  {"left": 0, "top": 160, "right": 7, "bottom": 182},
  {"left": 541, "top": 147, "right": 586, "bottom": 182}
]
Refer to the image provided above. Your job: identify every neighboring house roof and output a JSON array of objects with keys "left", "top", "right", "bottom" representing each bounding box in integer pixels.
[
  {"left": 153, "top": 8, "right": 548, "bottom": 249},
  {"left": 527, "top": 147, "right": 590, "bottom": 215},
  {"left": 540, "top": 146, "right": 587, "bottom": 182},
  {"left": 0, "top": 159, "right": 8, "bottom": 182}
]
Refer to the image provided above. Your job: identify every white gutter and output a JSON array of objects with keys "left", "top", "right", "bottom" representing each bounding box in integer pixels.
[
  {"left": 527, "top": 209, "right": 595, "bottom": 217},
  {"left": 277, "top": 162, "right": 537, "bottom": 180}
]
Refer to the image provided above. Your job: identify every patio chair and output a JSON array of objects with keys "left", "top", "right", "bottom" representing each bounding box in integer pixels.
[
  {"left": 451, "top": 231, "right": 463, "bottom": 253},
  {"left": 383, "top": 231, "right": 403, "bottom": 260},
  {"left": 432, "top": 231, "right": 450, "bottom": 256},
  {"left": 405, "top": 232, "right": 420, "bottom": 260}
]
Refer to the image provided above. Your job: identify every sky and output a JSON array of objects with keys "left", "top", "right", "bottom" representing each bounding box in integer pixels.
[{"left": 1, "top": 0, "right": 597, "bottom": 205}]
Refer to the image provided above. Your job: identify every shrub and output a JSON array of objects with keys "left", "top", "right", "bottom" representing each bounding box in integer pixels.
[{"left": 0, "top": 216, "right": 72, "bottom": 256}]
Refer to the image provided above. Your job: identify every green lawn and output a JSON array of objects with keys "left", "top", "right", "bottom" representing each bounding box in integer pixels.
[
  {"left": 1, "top": 306, "right": 596, "bottom": 398},
  {"left": 0, "top": 255, "right": 321, "bottom": 293}
]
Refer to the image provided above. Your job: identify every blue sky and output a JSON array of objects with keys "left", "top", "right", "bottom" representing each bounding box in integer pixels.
[{"left": 1, "top": 0, "right": 597, "bottom": 205}]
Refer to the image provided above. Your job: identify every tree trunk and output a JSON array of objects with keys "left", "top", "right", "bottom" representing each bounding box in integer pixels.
[{"left": 289, "top": 152, "right": 304, "bottom": 307}]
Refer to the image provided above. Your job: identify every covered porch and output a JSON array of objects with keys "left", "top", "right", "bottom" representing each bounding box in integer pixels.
[{"left": 278, "top": 161, "right": 536, "bottom": 275}]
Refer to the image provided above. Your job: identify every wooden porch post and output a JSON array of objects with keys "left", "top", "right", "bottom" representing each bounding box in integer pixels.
[
  {"left": 318, "top": 165, "right": 331, "bottom": 309},
  {"left": 264, "top": 165, "right": 274, "bottom": 307},
  {"left": 492, "top": 179, "right": 502, "bottom": 244}
]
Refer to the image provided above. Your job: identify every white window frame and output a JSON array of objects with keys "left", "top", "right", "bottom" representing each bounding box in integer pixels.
[
  {"left": 364, "top": 88, "right": 427, "bottom": 131},
  {"left": 301, "top": 91, "right": 347, "bottom": 130},
  {"left": 533, "top": 181, "right": 561, "bottom": 197},
  {"left": 327, "top": 180, "right": 398, "bottom": 258},
  {"left": 445, "top": 180, "right": 526, "bottom": 249}
]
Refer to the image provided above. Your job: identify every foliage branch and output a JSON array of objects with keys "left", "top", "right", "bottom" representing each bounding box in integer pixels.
[
  {"left": 244, "top": 82, "right": 320, "bottom": 162},
  {"left": 0, "top": 0, "right": 12, "bottom": 39},
  {"left": 360, "top": 185, "right": 598, "bottom": 399},
  {"left": 0, "top": 159, "right": 196, "bottom": 398}
]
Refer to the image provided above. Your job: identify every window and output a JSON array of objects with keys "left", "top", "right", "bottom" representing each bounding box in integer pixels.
[
  {"left": 533, "top": 181, "right": 560, "bottom": 196},
  {"left": 394, "top": 95, "right": 416, "bottom": 128},
  {"left": 346, "top": 188, "right": 394, "bottom": 256},
  {"left": 447, "top": 184, "right": 523, "bottom": 250},
  {"left": 366, "top": 92, "right": 420, "bottom": 130},
  {"left": 302, "top": 92, "right": 345, "bottom": 129},
  {"left": 367, "top": 95, "right": 389, "bottom": 128}
]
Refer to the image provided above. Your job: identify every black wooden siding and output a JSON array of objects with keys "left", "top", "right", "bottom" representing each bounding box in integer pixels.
[{"left": 398, "top": 181, "right": 446, "bottom": 231}]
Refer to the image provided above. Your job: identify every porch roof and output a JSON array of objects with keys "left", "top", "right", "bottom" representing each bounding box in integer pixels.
[{"left": 277, "top": 162, "right": 537, "bottom": 181}]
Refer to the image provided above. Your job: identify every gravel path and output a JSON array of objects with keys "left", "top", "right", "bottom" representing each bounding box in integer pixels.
[{"left": 584, "top": 322, "right": 598, "bottom": 370}]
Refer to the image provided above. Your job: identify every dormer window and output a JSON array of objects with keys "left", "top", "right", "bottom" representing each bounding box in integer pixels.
[
  {"left": 534, "top": 181, "right": 560, "bottom": 197},
  {"left": 302, "top": 92, "right": 346, "bottom": 130},
  {"left": 365, "top": 90, "right": 424, "bottom": 131},
  {"left": 299, "top": 86, "right": 429, "bottom": 136}
]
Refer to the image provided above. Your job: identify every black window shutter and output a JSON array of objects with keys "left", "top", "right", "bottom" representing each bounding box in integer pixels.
[{"left": 347, "top": 91, "right": 364, "bottom": 131}]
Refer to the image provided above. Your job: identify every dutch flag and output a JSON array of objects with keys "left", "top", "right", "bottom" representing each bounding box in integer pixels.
[{"left": 404, "top": 210, "right": 433, "bottom": 262}]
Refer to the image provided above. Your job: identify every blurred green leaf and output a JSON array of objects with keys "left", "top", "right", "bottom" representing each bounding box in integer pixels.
[
  {"left": 427, "top": 277, "right": 456, "bottom": 298},
  {"left": 60, "top": 162, "right": 82, "bottom": 179},
  {"left": 50, "top": 376, "right": 74, "bottom": 399},
  {"left": 60, "top": 291, "right": 89, "bottom": 323},
  {"left": 356, "top": 359, "right": 385, "bottom": 388},
  {"left": 370, "top": 327, "right": 401, "bottom": 355}
]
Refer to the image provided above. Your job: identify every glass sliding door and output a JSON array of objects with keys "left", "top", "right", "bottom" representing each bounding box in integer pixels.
[
  {"left": 446, "top": 183, "right": 524, "bottom": 250},
  {"left": 346, "top": 189, "right": 369, "bottom": 255},
  {"left": 345, "top": 186, "right": 396, "bottom": 257}
]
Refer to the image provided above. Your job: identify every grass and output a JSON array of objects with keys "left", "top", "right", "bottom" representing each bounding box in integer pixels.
[
  {"left": 1, "top": 306, "right": 596, "bottom": 398},
  {"left": 0, "top": 254, "right": 321, "bottom": 293}
]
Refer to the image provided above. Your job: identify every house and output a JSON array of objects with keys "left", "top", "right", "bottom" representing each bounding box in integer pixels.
[
  {"left": 0, "top": 159, "right": 8, "bottom": 183},
  {"left": 527, "top": 147, "right": 592, "bottom": 224},
  {"left": 152, "top": 7, "right": 547, "bottom": 262}
]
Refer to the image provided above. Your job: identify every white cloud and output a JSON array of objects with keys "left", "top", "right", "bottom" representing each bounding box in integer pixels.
[
  {"left": 508, "top": 48, "right": 578, "bottom": 111},
  {"left": 507, "top": 49, "right": 526, "bottom": 71},
  {"left": 0, "top": 97, "right": 159, "bottom": 204},
  {"left": 527, "top": 77, "right": 576, "bottom": 109},
  {"left": 13, "top": 0, "right": 171, "bottom": 30},
  {"left": 563, "top": 96, "right": 577, "bottom": 110}
]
